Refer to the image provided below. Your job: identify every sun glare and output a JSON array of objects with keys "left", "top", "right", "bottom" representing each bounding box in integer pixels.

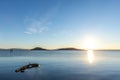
[
  {"left": 87, "top": 50, "right": 94, "bottom": 63},
  {"left": 82, "top": 36, "right": 98, "bottom": 50}
]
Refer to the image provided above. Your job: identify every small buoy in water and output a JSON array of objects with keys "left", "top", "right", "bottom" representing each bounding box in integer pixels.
[{"left": 15, "top": 63, "right": 40, "bottom": 73}]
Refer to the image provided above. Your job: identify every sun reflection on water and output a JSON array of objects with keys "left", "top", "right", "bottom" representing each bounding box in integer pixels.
[{"left": 87, "top": 50, "right": 94, "bottom": 63}]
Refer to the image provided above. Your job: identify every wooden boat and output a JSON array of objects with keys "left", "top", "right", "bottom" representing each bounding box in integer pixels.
[{"left": 15, "top": 63, "right": 40, "bottom": 72}]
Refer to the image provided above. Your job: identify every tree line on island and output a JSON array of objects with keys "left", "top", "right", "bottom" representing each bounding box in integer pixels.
[
  {"left": 0, "top": 47, "right": 83, "bottom": 51},
  {"left": 30, "top": 47, "right": 120, "bottom": 51},
  {"left": 31, "top": 47, "right": 83, "bottom": 51},
  {"left": 0, "top": 47, "right": 120, "bottom": 51}
]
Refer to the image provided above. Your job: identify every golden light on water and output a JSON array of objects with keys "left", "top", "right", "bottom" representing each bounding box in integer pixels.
[{"left": 87, "top": 50, "right": 94, "bottom": 63}]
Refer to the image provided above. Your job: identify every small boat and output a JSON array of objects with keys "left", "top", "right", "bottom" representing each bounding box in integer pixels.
[{"left": 15, "top": 63, "right": 40, "bottom": 72}]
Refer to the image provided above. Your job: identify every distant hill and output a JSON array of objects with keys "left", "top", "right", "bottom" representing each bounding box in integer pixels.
[
  {"left": 31, "top": 47, "right": 47, "bottom": 50},
  {"left": 0, "top": 48, "right": 29, "bottom": 51},
  {"left": 56, "top": 48, "right": 82, "bottom": 50}
]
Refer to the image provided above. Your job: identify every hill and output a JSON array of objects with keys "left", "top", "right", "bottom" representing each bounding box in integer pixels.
[
  {"left": 56, "top": 47, "right": 82, "bottom": 50},
  {"left": 31, "top": 47, "right": 47, "bottom": 50}
]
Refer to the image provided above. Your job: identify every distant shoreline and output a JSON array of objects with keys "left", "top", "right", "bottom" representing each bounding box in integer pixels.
[{"left": 0, "top": 47, "right": 120, "bottom": 51}]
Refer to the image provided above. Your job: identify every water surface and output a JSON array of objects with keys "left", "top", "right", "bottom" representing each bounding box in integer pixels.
[{"left": 0, "top": 50, "right": 120, "bottom": 80}]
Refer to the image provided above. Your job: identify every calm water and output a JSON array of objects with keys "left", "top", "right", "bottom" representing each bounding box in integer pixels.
[{"left": 0, "top": 50, "right": 120, "bottom": 80}]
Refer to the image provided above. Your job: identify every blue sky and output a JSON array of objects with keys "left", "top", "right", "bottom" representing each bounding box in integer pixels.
[{"left": 0, "top": 0, "right": 120, "bottom": 49}]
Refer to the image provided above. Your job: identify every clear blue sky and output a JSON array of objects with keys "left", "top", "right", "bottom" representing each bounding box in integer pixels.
[{"left": 0, "top": 0, "right": 120, "bottom": 49}]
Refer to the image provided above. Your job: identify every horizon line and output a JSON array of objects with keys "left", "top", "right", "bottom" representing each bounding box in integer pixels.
[{"left": 0, "top": 47, "right": 120, "bottom": 50}]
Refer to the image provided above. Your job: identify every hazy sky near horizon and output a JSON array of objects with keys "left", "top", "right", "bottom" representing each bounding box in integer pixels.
[{"left": 0, "top": 0, "right": 120, "bottom": 49}]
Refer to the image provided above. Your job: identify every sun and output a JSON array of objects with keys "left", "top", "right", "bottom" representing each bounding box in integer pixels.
[{"left": 82, "top": 36, "right": 98, "bottom": 50}]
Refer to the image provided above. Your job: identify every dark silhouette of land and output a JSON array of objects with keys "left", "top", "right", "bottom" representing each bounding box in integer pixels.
[
  {"left": 0, "top": 47, "right": 120, "bottom": 51},
  {"left": 31, "top": 47, "right": 47, "bottom": 50},
  {"left": 31, "top": 47, "right": 84, "bottom": 51},
  {"left": 56, "top": 48, "right": 83, "bottom": 50}
]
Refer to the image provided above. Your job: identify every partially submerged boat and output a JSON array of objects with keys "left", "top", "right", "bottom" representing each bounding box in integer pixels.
[{"left": 15, "top": 63, "right": 40, "bottom": 72}]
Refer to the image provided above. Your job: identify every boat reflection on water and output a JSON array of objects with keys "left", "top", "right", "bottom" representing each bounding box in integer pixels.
[{"left": 87, "top": 50, "right": 94, "bottom": 63}]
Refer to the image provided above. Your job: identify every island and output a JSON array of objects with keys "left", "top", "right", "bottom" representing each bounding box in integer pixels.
[
  {"left": 56, "top": 47, "right": 83, "bottom": 50},
  {"left": 31, "top": 47, "right": 48, "bottom": 50},
  {"left": 30, "top": 47, "right": 84, "bottom": 51}
]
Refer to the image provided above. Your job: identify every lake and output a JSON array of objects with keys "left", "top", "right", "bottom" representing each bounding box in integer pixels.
[{"left": 0, "top": 50, "right": 120, "bottom": 80}]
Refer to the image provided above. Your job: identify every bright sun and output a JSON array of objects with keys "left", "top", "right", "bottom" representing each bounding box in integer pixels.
[{"left": 82, "top": 36, "right": 98, "bottom": 50}]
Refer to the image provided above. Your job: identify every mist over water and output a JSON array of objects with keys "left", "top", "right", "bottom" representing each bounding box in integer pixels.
[{"left": 0, "top": 50, "right": 120, "bottom": 80}]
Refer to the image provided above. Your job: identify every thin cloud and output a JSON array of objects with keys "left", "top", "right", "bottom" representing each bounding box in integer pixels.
[
  {"left": 24, "top": 22, "right": 49, "bottom": 34},
  {"left": 24, "top": 3, "right": 61, "bottom": 35},
  {"left": 24, "top": 31, "right": 32, "bottom": 34},
  {"left": 24, "top": 16, "right": 50, "bottom": 34}
]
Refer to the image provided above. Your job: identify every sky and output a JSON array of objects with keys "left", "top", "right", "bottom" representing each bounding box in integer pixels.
[{"left": 0, "top": 0, "right": 120, "bottom": 49}]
